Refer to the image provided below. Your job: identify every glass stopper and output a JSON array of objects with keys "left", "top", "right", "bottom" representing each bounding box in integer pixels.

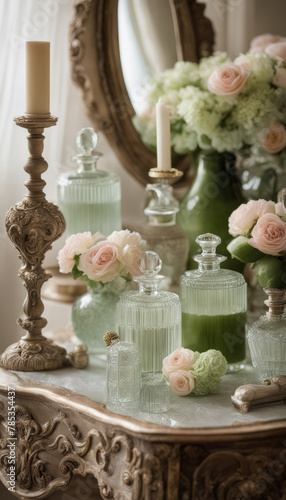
[
  {"left": 138, "top": 251, "right": 162, "bottom": 276},
  {"left": 196, "top": 233, "right": 221, "bottom": 256},
  {"left": 76, "top": 127, "right": 98, "bottom": 155},
  {"left": 135, "top": 251, "right": 165, "bottom": 292},
  {"left": 193, "top": 233, "right": 226, "bottom": 270}
]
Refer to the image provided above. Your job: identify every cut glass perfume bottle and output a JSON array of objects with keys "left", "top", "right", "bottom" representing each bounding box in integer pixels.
[
  {"left": 248, "top": 288, "right": 286, "bottom": 381},
  {"left": 180, "top": 233, "right": 247, "bottom": 372},
  {"left": 104, "top": 331, "right": 141, "bottom": 411},
  {"left": 138, "top": 180, "right": 189, "bottom": 291},
  {"left": 117, "top": 251, "right": 182, "bottom": 374},
  {"left": 57, "top": 127, "right": 121, "bottom": 236}
]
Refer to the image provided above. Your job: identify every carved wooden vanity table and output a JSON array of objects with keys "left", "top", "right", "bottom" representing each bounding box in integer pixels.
[{"left": 0, "top": 358, "right": 286, "bottom": 500}]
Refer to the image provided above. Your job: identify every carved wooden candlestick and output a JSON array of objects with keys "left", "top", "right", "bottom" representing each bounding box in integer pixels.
[{"left": 0, "top": 114, "right": 70, "bottom": 371}]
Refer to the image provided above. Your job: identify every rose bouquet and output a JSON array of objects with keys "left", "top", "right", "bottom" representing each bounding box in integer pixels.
[
  {"left": 227, "top": 198, "right": 286, "bottom": 288},
  {"left": 58, "top": 229, "right": 144, "bottom": 292},
  {"left": 163, "top": 347, "right": 227, "bottom": 396},
  {"left": 134, "top": 35, "right": 286, "bottom": 161}
]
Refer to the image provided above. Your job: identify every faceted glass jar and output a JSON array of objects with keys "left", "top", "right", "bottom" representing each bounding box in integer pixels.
[
  {"left": 117, "top": 252, "right": 182, "bottom": 373},
  {"left": 106, "top": 335, "right": 141, "bottom": 411},
  {"left": 180, "top": 234, "right": 247, "bottom": 372},
  {"left": 57, "top": 128, "right": 121, "bottom": 236}
]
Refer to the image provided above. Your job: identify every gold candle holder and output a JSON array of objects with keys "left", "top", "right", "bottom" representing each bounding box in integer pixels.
[
  {"left": 148, "top": 167, "right": 183, "bottom": 181},
  {"left": 0, "top": 114, "right": 70, "bottom": 371}
]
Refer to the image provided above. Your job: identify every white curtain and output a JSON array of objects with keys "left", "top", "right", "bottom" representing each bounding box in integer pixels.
[{"left": 202, "top": 0, "right": 286, "bottom": 58}]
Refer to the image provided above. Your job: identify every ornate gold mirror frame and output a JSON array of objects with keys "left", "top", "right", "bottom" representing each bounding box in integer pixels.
[{"left": 69, "top": 0, "right": 214, "bottom": 188}]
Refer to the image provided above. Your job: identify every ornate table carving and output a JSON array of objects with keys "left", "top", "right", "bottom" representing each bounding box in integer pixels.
[{"left": 0, "top": 368, "right": 286, "bottom": 499}]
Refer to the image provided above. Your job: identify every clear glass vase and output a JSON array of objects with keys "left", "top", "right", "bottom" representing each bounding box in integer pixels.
[
  {"left": 177, "top": 151, "right": 245, "bottom": 272},
  {"left": 248, "top": 288, "right": 286, "bottom": 381},
  {"left": 72, "top": 283, "right": 120, "bottom": 355}
]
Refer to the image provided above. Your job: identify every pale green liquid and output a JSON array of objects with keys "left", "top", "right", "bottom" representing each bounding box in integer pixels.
[
  {"left": 59, "top": 200, "right": 121, "bottom": 236},
  {"left": 120, "top": 325, "right": 181, "bottom": 373},
  {"left": 182, "top": 312, "right": 246, "bottom": 364}
]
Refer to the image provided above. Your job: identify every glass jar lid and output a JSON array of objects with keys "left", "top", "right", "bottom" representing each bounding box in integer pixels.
[{"left": 181, "top": 233, "right": 246, "bottom": 289}]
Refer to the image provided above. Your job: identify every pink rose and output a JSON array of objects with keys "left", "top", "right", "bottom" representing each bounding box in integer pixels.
[
  {"left": 108, "top": 229, "right": 142, "bottom": 248},
  {"left": 78, "top": 241, "right": 123, "bottom": 283},
  {"left": 265, "top": 42, "right": 286, "bottom": 60},
  {"left": 108, "top": 230, "right": 143, "bottom": 277},
  {"left": 261, "top": 122, "right": 286, "bottom": 154},
  {"left": 169, "top": 370, "right": 195, "bottom": 396},
  {"left": 249, "top": 34, "right": 284, "bottom": 53},
  {"left": 249, "top": 213, "right": 286, "bottom": 255},
  {"left": 208, "top": 63, "right": 248, "bottom": 97},
  {"left": 229, "top": 200, "right": 276, "bottom": 237},
  {"left": 273, "top": 67, "right": 286, "bottom": 90},
  {"left": 163, "top": 348, "right": 195, "bottom": 378},
  {"left": 58, "top": 231, "right": 103, "bottom": 273}
]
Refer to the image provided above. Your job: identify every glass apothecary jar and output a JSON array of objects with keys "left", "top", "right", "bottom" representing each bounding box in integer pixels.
[
  {"left": 57, "top": 127, "right": 121, "bottom": 236},
  {"left": 180, "top": 233, "right": 247, "bottom": 372},
  {"left": 117, "top": 251, "right": 182, "bottom": 373}
]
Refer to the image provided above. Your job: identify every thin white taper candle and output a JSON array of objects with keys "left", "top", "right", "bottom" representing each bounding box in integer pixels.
[{"left": 156, "top": 98, "right": 171, "bottom": 171}]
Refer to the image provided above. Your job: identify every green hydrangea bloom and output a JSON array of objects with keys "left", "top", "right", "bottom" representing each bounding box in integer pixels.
[
  {"left": 192, "top": 375, "right": 221, "bottom": 395},
  {"left": 133, "top": 50, "right": 286, "bottom": 157},
  {"left": 193, "top": 349, "right": 227, "bottom": 378},
  {"left": 190, "top": 349, "right": 227, "bottom": 395}
]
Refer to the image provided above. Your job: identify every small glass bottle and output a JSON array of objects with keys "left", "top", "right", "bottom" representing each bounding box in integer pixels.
[
  {"left": 117, "top": 251, "right": 182, "bottom": 373},
  {"left": 140, "top": 372, "right": 171, "bottom": 413},
  {"left": 138, "top": 180, "right": 189, "bottom": 291},
  {"left": 104, "top": 331, "right": 141, "bottom": 411},
  {"left": 57, "top": 127, "right": 121, "bottom": 236},
  {"left": 248, "top": 288, "right": 286, "bottom": 381},
  {"left": 180, "top": 233, "right": 247, "bottom": 372}
]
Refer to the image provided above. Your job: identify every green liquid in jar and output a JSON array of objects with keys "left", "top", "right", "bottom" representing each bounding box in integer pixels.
[{"left": 182, "top": 311, "right": 246, "bottom": 363}]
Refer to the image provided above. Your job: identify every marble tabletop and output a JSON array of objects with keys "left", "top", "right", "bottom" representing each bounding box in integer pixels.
[{"left": 14, "top": 354, "right": 286, "bottom": 429}]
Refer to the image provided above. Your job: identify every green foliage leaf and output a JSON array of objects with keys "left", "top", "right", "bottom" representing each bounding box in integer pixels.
[
  {"left": 254, "top": 256, "right": 286, "bottom": 289},
  {"left": 227, "top": 236, "right": 265, "bottom": 264}
]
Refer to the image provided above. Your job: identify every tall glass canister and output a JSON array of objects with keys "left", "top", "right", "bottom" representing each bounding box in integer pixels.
[
  {"left": 117, "top": 251, "right": 181, "bottom": 373},
  {"left": 57, "top": 127, "right": 121, "bottom": 236},
  {"left": 180, "top": 233, "right": 247, "bottom": 372}
]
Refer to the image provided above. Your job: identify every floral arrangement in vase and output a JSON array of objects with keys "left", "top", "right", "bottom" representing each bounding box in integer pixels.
[
  {"left": 163, "top": 347, "right": 227, "bottom": 396},
  {"left": 227, "top": 198, "right": 286, "bottom": 288},
  {"left": 58, "top": 230, "right": 144, "bottom": 354},
  {"left": 135, "top": 34, "right": 286, "bottom": 159},
  {"left": 227, "top": 193, "right": 286, "bottom": 381},
  {"left": 58, "top": 229, "right": 143, "bottom": 291},
  {"left": 134, "top": 35, "right": 286, "bottom": 270}
]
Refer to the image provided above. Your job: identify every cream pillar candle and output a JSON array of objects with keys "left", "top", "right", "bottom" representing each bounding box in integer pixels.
[
  {"left": 156, "top": 98, "right": 171, "bottom": 171},
  {"left": 26, "top": 41, "right": 50, "bottom": 114}
]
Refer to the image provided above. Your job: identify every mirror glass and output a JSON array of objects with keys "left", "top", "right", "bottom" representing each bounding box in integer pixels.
[{"left": 118, "top": 0, "right": 178, "bottom": 114}]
